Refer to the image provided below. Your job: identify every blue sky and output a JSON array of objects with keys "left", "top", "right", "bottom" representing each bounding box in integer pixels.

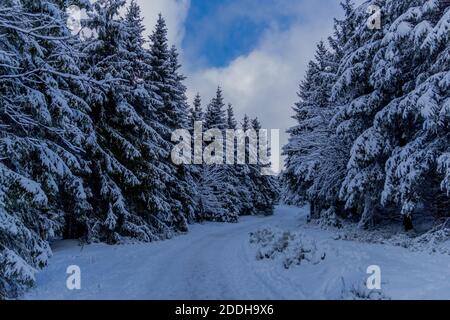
[{"left": 182, "top": 0, "right": 299, "bottom": 68}]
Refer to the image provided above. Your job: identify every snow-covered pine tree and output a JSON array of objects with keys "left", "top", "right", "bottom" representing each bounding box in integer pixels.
[
  {"left": 190, "top": 94, "right": 220, "bottom": 222},
  {"left": 147, "top": 15, "right": 197, "bottom": 230},
  {"left": 226, "top": 104, "right": 238, "bottom": 129},
  {"left": 249, "top": 118, "right": 279, "bottom": 215},
  {"left": 226, "top": 104, "right": 255, "bottom": 216},
  {"left": 346, "top": 0, "right": 450, "bottom": 228},
  {"left": 283, "top": 41, "right": 344, "bottom": 219},
  {"left": 0, "top": 0, "right": 94, "bottom": 298},
  {"left": 204, "top": 87, "right": 227, "bottom": 130},
  {"left": 167, "top": 45, "right": 197, "bottom": 225},
  {"left": 283, "top": 43, "right": 329, "bottom": 208},
  {"left": 199, "top": 88, "right": 240, "bottom": 222},
  {"left": 121, "top": 0, "right": 184, "bottom": 236},
  {"left": 330, "top": 1, "right": 395, "bottom": 228},
  {"left": 190, "top": 93, "right": 204, "bottom": 127},
  {"left": 187, "top": 94, "right": 204, "bottom": 221},
  {"left": 240, "top": 115, "right": 258, "bottom": 210},
  {"left": 328, "top": 0, "right": 356, "bottom": 64},
  {"left": 295, "top": 0, "right": 450, "bottom": 229},
  {"left": 81, "top": 0, "right": 173, "bottom": 242}
]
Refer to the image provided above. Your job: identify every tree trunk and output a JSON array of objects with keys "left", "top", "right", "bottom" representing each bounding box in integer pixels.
[
  {"left": 358, "top": 196, "right": 374, "bottom": 230},
  {"left": 309, "top": 201, "right": 315, "bottom": 218},
  {"left": 403, "top": 215, "right": 413, "bottom": 232},
  {"left": 309, "top": 200, "right": 321, "bottom": 220}
]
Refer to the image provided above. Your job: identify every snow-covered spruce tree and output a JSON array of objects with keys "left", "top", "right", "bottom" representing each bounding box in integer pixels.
[
  {"left": 190, "top": 93, "right": 204, "bottom": 127},
  {"left": 249, "top": 118, "right": 279, "bottom": 215},
  {"left": 81, "top": 0, "right": 176, "bottom": 242},
  {"left": 283, "top": 41, "right": 345, "bottom": 219},
  {"left": 147, "top": 15, "right": 196, "bottom": 229},
  {"left": 122, "top": 1, "right": 186, "bottom": 235},
  {"left": 226, "top": 104, "right": 238, "bottom": 129},
  {"left": 329, "top": 0, "right": 399, "bottom": 228},
  {"left": 283, "top": 42, "right": 332, "bottom": 207},
  {"left": 226, "top": 105, "right": 255, "bottom": 216},
  {"left": 187, "top": 93, "right": 205, "bottom": 221},
  {"left": 345, "top": 0, "right": 450, "bottom": 229},
  {"left": 199, "top": 88, "right": 241, "bottom": 222},
  {"left": 167, "top": 45, "right": 197, "bottom": 225},
  {"left": 204, "top": 87, "right": 227, "bottom": 130},
  {"left": 303, "top": 0, "right": 450, "bottom": 230},
  {"left": 328, "top": 0, "right": 357, "bottom": 65},
  {"left": 237, "top": 114, "right": 259, "bottom": 215},
  {"left": 196, "top": 87, "right": 280, "bottom": 222},
  {"left": 190, "top": 94, "right": 221, "bottom": 222},
  {"left": 0, "top": 0, "right": 94, "bottom": 298}
]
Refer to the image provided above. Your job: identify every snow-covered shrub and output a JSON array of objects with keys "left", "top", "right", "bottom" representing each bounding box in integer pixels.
[
  {"left": 337, "top": 217, "right": 450, "bottom": 255},
  {"left": 408, "top": 220, "right": 450, "bottom": 254},
  {"left": 249, "top": 228, "right": 277, "bottom": 246},
  {"left": 282, "top": 236, "right": 327, "bottom": 269},
  {"left": 317, "top": 207, "right": 343, "bottom": 229},
  {"left": 340, "top": 277, "right": 389, "bottom": 300},
  {"left": 250, "top": 228, "right": 327, "bottom": 269}
]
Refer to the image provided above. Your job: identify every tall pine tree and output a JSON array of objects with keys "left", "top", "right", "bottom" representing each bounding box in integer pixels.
[{"left": 147, "top": 14, "right": 196, "bottom": 230}]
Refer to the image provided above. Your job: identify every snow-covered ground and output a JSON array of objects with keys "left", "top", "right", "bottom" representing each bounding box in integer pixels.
[{"left": 23, "top": 206, "right": 450, "bottom": 300}]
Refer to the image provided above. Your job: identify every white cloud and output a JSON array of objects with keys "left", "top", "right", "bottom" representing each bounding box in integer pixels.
[
  {"left": 134, "top": 0, "right": 190, "bottom": 47},
  {"left": 133, "top": 0, "right": 351, "bottom": 150},
  {"left": 185, "top": 5, "right": 340, "bottom": 148}
]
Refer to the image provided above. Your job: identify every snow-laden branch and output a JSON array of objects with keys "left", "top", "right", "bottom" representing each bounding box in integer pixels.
[{"left": 0, "top": 21, "right": 76, "bottom": 41}]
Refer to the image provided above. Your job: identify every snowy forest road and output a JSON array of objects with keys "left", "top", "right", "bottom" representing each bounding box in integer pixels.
[
  {"left": 24, "top": 206, "right": 307, "bottom": 300},
  {"left": 23, "top": 206, "right": 450, "bottom": 300}
]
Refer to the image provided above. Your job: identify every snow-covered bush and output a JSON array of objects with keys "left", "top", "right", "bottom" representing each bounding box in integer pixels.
[
  {"left": 336, "top": 217, "right": 450, "bottom": 255},
  {"left": 317, "top": 207, "right": 343, "bottom": 229},
  {"left": 340, "top": 277, "right": 389, "bottom": 300},
  {"left": 250, "top": 228, "right": 327, "bottom": 269},
  {"left": 408, "top": 220, "right": 450, "bottom": 254}
]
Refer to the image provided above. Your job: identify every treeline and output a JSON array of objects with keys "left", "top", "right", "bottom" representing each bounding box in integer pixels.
[
  {"left": 283, "top": 0, "right": 450, "bottom": 230},
  {"left": 0, "top": 0, "right": 278, "bottom": 299}
]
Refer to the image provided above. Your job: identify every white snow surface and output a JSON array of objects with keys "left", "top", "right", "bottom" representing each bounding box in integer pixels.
[{"left": 23, "top": 206, "right": 450, "bottom": 300}]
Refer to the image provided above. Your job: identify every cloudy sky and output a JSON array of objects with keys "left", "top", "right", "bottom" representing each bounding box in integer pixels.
[{"left": 132, "top": 0, "right": 362, "bottom": 147}]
